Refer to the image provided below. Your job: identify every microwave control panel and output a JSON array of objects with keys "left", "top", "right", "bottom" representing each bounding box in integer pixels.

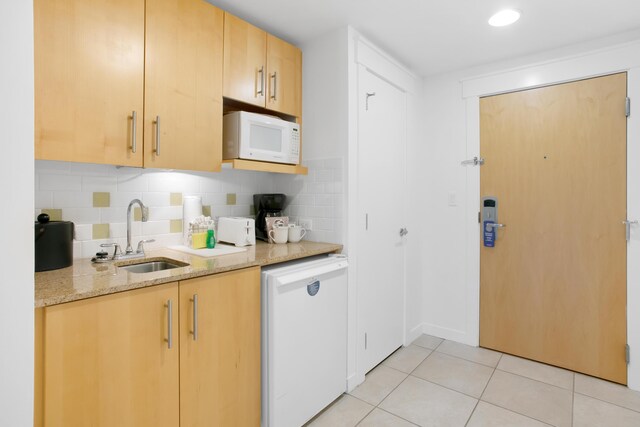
[{"left": 290, "top": 127, "right": 300, "bottom": 157}]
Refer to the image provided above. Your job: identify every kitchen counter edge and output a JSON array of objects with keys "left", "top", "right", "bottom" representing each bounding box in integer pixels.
[{"left": 35, "top": 241, "right": 343, "bottom": 308}]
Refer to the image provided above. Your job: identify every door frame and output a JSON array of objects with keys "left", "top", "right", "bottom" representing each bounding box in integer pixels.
[{"left": 461, "top": 40, "right": 640, "bottom": 390}]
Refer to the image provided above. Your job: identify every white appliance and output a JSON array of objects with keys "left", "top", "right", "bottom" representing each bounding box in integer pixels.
[
  {"left": 262, "top": 256, "right": 348, "bottom": 427},
  {"left": 216, "top": 217, "right": 256, "bottom": 247},
  {"left": 223, "top": 111, "right": 300, "bottom": 165}
]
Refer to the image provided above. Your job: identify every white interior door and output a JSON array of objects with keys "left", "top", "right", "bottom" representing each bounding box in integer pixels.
[{"left": 357, "top": 65, "right": 406, "bottom": 374}]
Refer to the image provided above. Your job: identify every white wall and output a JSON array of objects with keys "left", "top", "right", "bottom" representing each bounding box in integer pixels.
[
  {"left": 420, "top": 35, "right": 640, "bottom": 389},
  {"left": 0, "top": 1, "right": 34, "bottom": 424},
  {"left": 274, "top": 27, "right": 350, "bottom": 246}
]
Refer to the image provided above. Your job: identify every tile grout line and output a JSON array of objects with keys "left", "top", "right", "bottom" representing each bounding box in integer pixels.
[
  {"left": 464, "top": 353, "right": 502, "bottom": 427},
  {"left": 477, "top": 401, "right": 555, "bottom": 426},
  {"left": 407, "top": 372, "right": 485, "bottom": 401},
  {"left": 373, "top": 407, "right": 421, "bottom": 426},
  {"left": 493, "top": 366, "right": 575, "bottom": 391},
  {"left": 351, "top": 400, "right": 376, "bottom": 427},
  {"left": 433, "top": 340, "right": 503, "bottom": 368},
  {"left": 570, "top": 372, "right": 576, "bottom": 426},
  {"left": 461, "top": 352, "right": 559, "bottom": 427},
  {"left": 352, "top": 347, "right": 432, "bottom": 426},
  {"left": 573, "top": 390, "right": 640, "bottom": 415},
  {"left": 350, "top": 374, "right": 411, "bottom": 426}
]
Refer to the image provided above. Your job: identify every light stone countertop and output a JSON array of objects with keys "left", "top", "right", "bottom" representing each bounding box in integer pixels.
[{"left": 35, "top": 240, "right": 343, "bottom": 308}]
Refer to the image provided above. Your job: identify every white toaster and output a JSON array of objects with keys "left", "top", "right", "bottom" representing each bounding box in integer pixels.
[{"left": 217, "top": 217, "right": 256, "bottom": 247}]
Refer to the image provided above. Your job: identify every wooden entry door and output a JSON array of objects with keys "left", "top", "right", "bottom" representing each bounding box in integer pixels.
[{"left": 480, "top": 73, "right": 628, "bottom": 384}]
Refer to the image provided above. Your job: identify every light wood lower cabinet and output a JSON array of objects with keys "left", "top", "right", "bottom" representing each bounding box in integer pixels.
[
  {"left": 36, "top": 267, "right": 260, "bottom": 427},
  {"left": 41, "top": 282, "right": 180, "bottom": 427},
  {"left": 179, "top": 268, "right": 261, "bottom": 426}
]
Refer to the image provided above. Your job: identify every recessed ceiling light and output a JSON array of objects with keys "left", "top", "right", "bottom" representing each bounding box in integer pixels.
[{"left": 488, "top": 9, "right": 521, "bottom": 27}]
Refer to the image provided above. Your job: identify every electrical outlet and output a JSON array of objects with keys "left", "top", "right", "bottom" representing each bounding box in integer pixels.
[{"left": 299, "top": 218, "right": 313, "bottom": 231}]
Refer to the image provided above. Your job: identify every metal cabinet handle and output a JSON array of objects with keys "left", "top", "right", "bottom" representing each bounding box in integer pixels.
[
  {"left": 257, "top": 66, "right": 265, "bottom": 96},
  {"left": 154, "top": 116, "right": 161, "bottom": 156},
  {"left": 131, "top": 111, "right": 137, "bottom": 153},
  {"left": 191, "top": 294, "right": 198, "bottom": 341},
  {"left": 165, "top": 299, "right": 173, "bottom": 349},
  {"left": 270, "top": 72, "right": 277, "bottom": 100},
  {"left": 623, "top": 220, "right": 639, "bottom": 241}
]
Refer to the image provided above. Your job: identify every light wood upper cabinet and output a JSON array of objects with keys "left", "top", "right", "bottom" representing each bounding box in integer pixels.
[
  {"left": 223, "top": 13, "right": 302, "bottom": 118},
  {"left": 144, "top": 0, "right": 224, "bottom": 172},
  {"left": 41, "top": 283, "right": 179, "bottom": 427},
  {"left": 266, "top": 34, "right": 303, "bottom": 118},
  {"left": 223, "top": 13, "right": 267, "bottom": 108},
  {"left": 179, "top": 267, "right": 261, "bottom": 426},
  {"left": 34, "top": 0, "right": 145, "bottom": 167}
]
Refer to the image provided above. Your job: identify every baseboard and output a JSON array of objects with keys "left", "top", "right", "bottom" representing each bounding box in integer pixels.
[
  {"left": 405, "top": 323, "right": 424, "bottom": 346},
  {"left": 422, "top": 323, "right": 477, "bottom": 346},
  {"left": 347, "top": 372, "right": 365, "bottom": 392}
]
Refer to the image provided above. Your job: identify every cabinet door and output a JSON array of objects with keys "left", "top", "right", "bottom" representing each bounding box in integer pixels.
[
  {"left": 179, "top": 267, "right": 261, "bottom": 427},
  {"left": 223, "top": 13, "right": 267, "bottom": 107},
  {"left": 34, "top": 0, "right": 144, "bottom": 166},
  {"left": 144, "top": 0, "right": 223, "bottom": 172},
  {"left": 266, "top": 34, "right": 302, "bottom": 117},
  {"left": 43, "top": 283, "right": 179, "bottom": 427}
]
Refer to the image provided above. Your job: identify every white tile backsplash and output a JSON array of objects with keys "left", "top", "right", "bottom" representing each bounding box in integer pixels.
[
  {"left": 81, "top": 175, "right": 118, "bottom": 192},
  {"left": 36, "top": 160, "right": 276, "bottom": 258},
  {"left": 62, "top": 207, "right": 101, "bottom": 224},
  {"left": 274, "top": 157, "right": 345, "bottom": 244},
  {"left": 39, "top": 174, "right": 82, "bottom": 191},
  {"left": 52, "top": 191, "right": 93, "bottom": 208},
  {"left": 116, "top": 172, "right": 149, "bottom": 192},
  {"left": 99, "top": 207, "right": 128, "bottom": 223},
  {"left": 74, "top": 224, "right": 92, "bottom": 241}
]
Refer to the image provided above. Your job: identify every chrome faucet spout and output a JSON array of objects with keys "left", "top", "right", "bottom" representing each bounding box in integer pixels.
[{"left": 126, "top": 199, "right": 148, "bottom": 254}]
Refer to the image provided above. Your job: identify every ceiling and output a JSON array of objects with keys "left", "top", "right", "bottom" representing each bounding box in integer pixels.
[{"left": 209, "top": 0, "right": 640, "bottom": 77}]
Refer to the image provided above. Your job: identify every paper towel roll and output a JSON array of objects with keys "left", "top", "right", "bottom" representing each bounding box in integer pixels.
[{"left": 183, "top": 196, "right": 203, "bottom": 245}]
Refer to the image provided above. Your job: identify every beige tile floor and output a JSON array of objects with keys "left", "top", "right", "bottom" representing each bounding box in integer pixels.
[{"left": 307, "top": 335, "right": 640, "bottom": 427}]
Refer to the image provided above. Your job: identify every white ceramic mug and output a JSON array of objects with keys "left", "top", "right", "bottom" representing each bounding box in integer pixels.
[
  {"left": 269, "top": 226, "right": 288, "bottom": 244},
  {"left": 288, "top": 225, "right": 307, "bottom": 243}
]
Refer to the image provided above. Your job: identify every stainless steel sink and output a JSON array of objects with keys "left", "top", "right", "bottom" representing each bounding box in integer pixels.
[{"left": 118, "top": 259, "right": 188, "bottom": 274}]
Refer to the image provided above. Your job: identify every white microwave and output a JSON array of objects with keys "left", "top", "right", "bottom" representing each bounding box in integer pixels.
[{"left": 223, "top": 111, "right": 300, "bottom": 165}]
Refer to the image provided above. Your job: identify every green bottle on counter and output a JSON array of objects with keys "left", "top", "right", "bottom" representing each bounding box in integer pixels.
[{"left": 206, "top": 229, "right": 216, "bottom": 249}]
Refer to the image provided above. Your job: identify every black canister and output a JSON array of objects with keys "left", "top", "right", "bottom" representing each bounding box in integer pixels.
[{"left": 35, "top": 213, "right": 74, "bottom": 272}]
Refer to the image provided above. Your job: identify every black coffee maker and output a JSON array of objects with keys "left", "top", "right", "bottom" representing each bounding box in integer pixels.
[{"left": 254, "top": 194, "right": 287, "bottom": 241}]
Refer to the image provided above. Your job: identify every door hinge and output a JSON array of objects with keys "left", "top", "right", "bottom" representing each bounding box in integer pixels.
[
  {"left": 365, "top": 333, "right": 368, "bottom": 350},
  {"left": 461, "top": 156, "right": 485, "bottom": 166},
  {"left": 626, "top": 344, "right": 630, "bottom": 364},
  {"left": 626, "top": 97, "right": 631, "bottom": 117},
  {"left": 478, "top": 212, "right": 481, "bottom": 224},
  {"left": 365, "top": 214, "right": 369, "bottom": 231}
]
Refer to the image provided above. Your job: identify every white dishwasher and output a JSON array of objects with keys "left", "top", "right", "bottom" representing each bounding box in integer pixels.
[{"left": 261, "top": 255, "right": 348, "bottom": 427}]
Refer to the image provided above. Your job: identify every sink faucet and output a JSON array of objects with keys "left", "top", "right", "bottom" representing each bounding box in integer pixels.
[
  {"left": 126, "top": 199, "right": 149, "bottom": 254},
  {"left": 97, "top": 199, "right": 155, "bottom": 261}
]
